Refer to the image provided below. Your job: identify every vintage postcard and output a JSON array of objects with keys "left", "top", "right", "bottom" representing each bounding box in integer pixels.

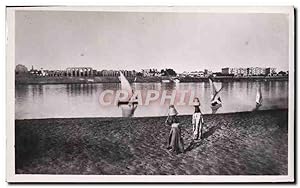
[{"left": 6, "top": 6, "right": 295, "bottom": 183}]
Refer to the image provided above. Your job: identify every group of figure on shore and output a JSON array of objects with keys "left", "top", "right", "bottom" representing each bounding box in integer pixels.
[
  {"left": 163, "top": 83, "right": 263, "bottom": 154},
  {"left": 165, "top": 98, "right": 204, "bottom": 155}
]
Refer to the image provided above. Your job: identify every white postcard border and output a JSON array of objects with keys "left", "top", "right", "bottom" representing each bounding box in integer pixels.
[{"left": 6, "top": 6, "right": 295, "bottom": 183}]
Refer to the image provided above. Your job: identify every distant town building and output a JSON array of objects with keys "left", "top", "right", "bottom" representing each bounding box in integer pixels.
[
  {"left": 98, "top": 70, "right": 136, "bottom": 77},
  {"left": 141, "top": 69, "right": 160, "bottom": 77},
  {"left": 222, "top": 67, "right": 276, "bottom": 76},
  {"left": 48, "top": 70, "right": 66, "bottom": 77},
  {"left": 181, "top": 70, "right": 211, "bottom": 78},
  {"left": 221, "top": 68, "right": 229, "bottom": 75},
  {"left": 120, "top": 70, "right": 136, "bottom": 77},
  {"left": 66, "top": 67, "right": 93, "bottom": 77},
  {"left": 248, "top": 67, "right": 266, "bottom": 76},
  {"left": 265, "top": 67, "right": 277, "bottom": 76},
  {"left": 228, "top": 68, "right": 248, "bottom": 76},
  {"left": 98, "top": 70, "right": 118, "bottom": 77},
  {"left": 190, "top": 71, "right": 205, "bottom": 77},
  {"left": 15, "top": 64, "right": 28, "bottom": 74}
]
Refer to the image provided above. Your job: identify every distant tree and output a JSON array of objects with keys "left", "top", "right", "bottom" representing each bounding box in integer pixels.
[
  {"left": 166, "top": 69, "right": 177, "bottom": 76},
  {"left": 15, "top": 64, "right": 28, "bottom": 74},
  {"left": 136, "top": 72, "right": 143, "bottom": 77},
  {"left": 161, "top": 68, "right": 177, "bottom": 76},
  {"left": 278, "top": 71, "right": 286, "bottom": 75}
]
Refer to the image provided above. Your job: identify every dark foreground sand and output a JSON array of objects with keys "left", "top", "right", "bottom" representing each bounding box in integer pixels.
[{"left": 15, "top": 109, "right": 288, "bottom": 175}]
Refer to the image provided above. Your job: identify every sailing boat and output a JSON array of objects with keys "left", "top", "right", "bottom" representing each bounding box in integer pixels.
[
  {"left": 255, "top": 84, "right": 263, "bottom": 109},
  {"left": 118, "top": 71, "right": 138, "bottom": 117},
  {"left": 209, "top": 78, "right": 223, "bottom": 114}
]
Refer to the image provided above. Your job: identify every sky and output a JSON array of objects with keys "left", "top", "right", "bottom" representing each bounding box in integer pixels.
[{"left": 15, "top": 11, "right": 290, "bottom": 72}]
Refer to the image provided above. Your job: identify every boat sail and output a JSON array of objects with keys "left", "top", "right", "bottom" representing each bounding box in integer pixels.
[
  {"left": 209, "top": 78, "right": 223, "bottom": 114},
  {"left": 118, "top": 71, "right": 138, "bottom": 117},
  {"left": 118, "top": 71, "right": 133, "bottom": 102}
]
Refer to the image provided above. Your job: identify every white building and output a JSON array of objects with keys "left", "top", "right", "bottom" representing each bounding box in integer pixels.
[
  {"left": 225, "top": 67, "right": 268, "bottom": 76},
  {"left": 141, "top": 69, "right": 159, "bottom": 77},
  {"left": 181, "top": 71, "right": 205, "bottom": 77},
  {"left": 249, "top": 67, "right": 266, "bottom": 76}
]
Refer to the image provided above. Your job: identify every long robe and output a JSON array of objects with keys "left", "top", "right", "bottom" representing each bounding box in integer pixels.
[{"left": 167, "top": 123, "right": 184, "bottom": 154}]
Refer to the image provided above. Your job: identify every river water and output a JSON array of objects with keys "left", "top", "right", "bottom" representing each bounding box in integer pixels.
[{"left": 15, "top": 81, "right": 288, "bottom": 119}]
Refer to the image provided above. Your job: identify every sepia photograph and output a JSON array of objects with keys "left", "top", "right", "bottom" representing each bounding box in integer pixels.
[{"left": 6, "top": 6, "right": 294, "bottom": 183}]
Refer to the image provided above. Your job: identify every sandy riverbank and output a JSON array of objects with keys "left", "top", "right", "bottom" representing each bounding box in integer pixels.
[{"left": 15, "top": 109, "right": 288, "bottom": 175}]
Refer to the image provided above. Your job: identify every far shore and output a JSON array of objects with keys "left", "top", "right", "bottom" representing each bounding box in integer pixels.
[
  {"left": 15, "top": 74, "right": 288, "bottom": 85},
  {"left": 15, "top": 109, "right": 288, "bottom": 175}
]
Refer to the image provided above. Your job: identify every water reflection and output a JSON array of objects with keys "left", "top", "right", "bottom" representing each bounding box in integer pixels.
[
  {"left": 15, "top": 81, "right": 289, "bottom": 119},
  {"left": 161, "top": 82, "right": 176, "bottom": 91},
  {"left": 120, "top": 103, "right": 138, "bottom": 117},
  {"left": 30, "top": 85, "right": 44, "bottom": 98},
  {"left": 66, "top": 84, "right": 97, "bottom": 96}
]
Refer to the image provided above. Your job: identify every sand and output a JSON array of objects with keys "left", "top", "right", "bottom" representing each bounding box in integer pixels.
[{"left": 15, "top": 109, "right": 288, "bottom": 175}]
